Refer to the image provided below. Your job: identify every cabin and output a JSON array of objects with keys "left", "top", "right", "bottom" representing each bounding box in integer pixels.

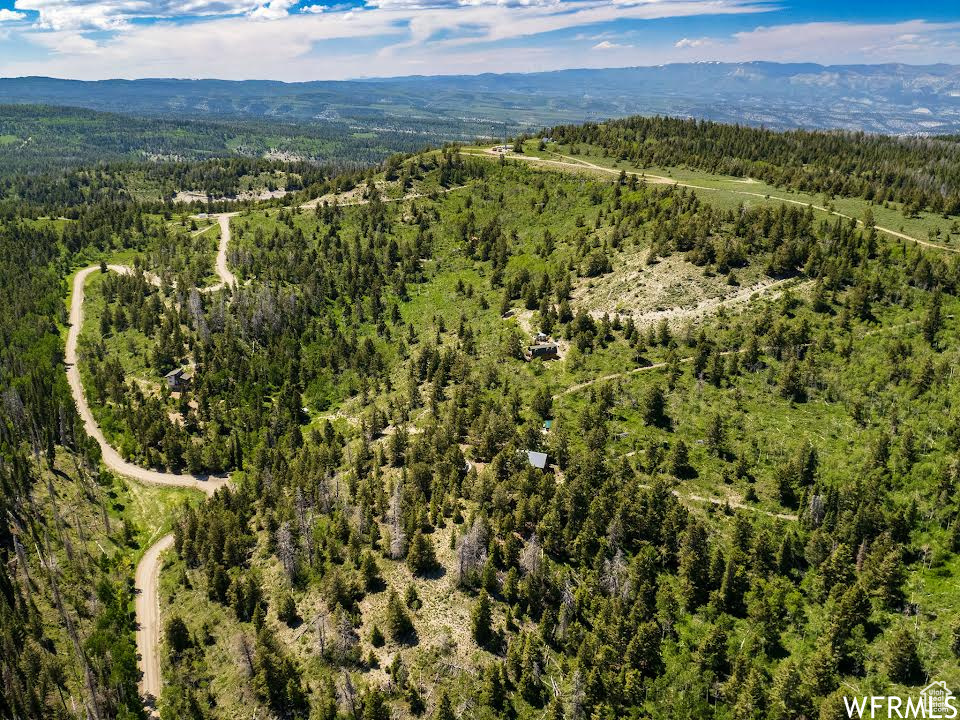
[
  {"left": 528, "top": 342, "right": 559, "bottom": 360},
  {"left": 164, "top": 367, "right": 192, "bottom": 392},
  {"left": 526, "top": 450, "right": 548, "bottom": 470}
]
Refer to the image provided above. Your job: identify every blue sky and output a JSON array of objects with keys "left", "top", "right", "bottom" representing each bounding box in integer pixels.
[{"left": 0, "top": 0, "right": 957, "bottom": 80}]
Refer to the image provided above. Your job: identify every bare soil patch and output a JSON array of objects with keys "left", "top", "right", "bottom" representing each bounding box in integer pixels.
[{"left": 572, "top": 251, "right": 802, "bottom": 327}]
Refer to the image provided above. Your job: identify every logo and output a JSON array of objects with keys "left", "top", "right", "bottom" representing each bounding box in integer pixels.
[
  {"left": 843, "top": 681, "right": 957, "bottom": 719},
  {"left": 923, "top": 683, "right": 955, "bottom": 717}
]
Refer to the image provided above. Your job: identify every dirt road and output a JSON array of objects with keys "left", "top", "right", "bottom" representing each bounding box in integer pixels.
[
  {"left": 65, "top": 266, "right": 230, "bottom": 493},
  {"left": 135, "top": 534, "right": 175, "bottom": 703},
  {"left": 212, "top": 213, "right": 237, "bottom": 290},
  {"left": 66, "top": 215, "right": 239, "bottom": 707}
]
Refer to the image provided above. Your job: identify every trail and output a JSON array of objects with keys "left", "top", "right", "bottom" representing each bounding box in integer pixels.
[
  {"left": 670, "top": 485, "right": 797, "bottom": 522},
  {"left": 65, "top": 213, "right": 237, "bottom": 709},
  {"left": 211, "top": 213, "right": 238, "bottom": 290},
  {"left": 621, "top": 469, "right": 799, "bottom": 521},
  {"left": 466, "top": 149, "right": 958, "bottom": 255},
  {"left": 554, "top": 359, "right": 675, "bottom": 398}
]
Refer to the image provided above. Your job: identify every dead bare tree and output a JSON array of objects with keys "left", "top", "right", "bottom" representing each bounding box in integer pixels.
[
  {"left": 235, "top": 633, "right": 255, "bottom": 678},
  {"left": 520, "top": 534, "right": 542, "bottom": 576},
  {"left": 455, "top": 517, "right": 488, "bottom": 586},
  {"left": 389, "top": 480, "right": 406, "bottom": 560}
]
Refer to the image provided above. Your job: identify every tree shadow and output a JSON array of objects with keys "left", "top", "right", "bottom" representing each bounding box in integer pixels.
[
  {"left": 415, "top": 564, "right": 447, "bottom": 582},
  {"left": 397, "top": 628, "right": 420, "bottom": 647}
]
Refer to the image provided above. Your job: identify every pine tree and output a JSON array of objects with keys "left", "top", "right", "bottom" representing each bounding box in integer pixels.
[
  {"left": 519, "top": 635, "right": 545, "bottom": 706},
  {"left": 361, "top": 551, "right": 382, "bottom": 590},
  {"left": 547, "top": 697, "right": 565, "bottom": 720},
  {"left": 625, "top": 620, "right": 664, "bottom": 679},
  {"left": 706, "top": 413, "right": 725, "bottom": 456},
  {"left": 678, "top": 519, "right": 710, "bottom": 609},
  {"left": 718, "top": 554, "right": 748, "bottom": 616},
  {"left": 481, "top": 555, "right": 498, "bottom": 595},
  {"left": 386, "top": 589, "right": 414, "bottom": 641},
  {"left": 480, "top": 663, "right": 506, "bottom": 712},
  {"left": 472, "top": 589, "right": 493, "bottom": 647},
  {"left": 769, "top": 658, "right": 810, "bottom": 720},
  {"left": 667, "top": 439, "right": 691, "bottom": 478},
  {"left": 362, "top": 689, "right": 390, "bottom": 720},
  {"left": 407, "top": 531, "right": 438, "bottom": 575},
  {"left": 165, "top": 616, "right": 192, "bottom": 659},
  {"left": 694, "top": 622, "right": 728, "bottom": 675},
  {"left": 100, "top": 305, "right": 112, "bottom": 336},
  {"left": 884, "top": 626, "right": 923, "bottom": 684},
  {"left": 732, "top": 666, "right": 767, "bottom": 719},
  {"left": 819, "top": 690, "right": 855, "bottom": 720},
  {"left": 778, "top": 359, "right": 804, "bottom": 402},
  {"left": 405, "top": 584, "right": 421, "bottom": 610},
  {"left": 922, "top": 290, "right": 942, "bottom": 348},
  {"left": 641, "top": 385, "right": 667, "bottom": 427},
  {"left": 433, "top": 690, "right": 455, "bottom": 720},
  {"left": 276, "top": 591, "right": 298, "bottom": 626}
]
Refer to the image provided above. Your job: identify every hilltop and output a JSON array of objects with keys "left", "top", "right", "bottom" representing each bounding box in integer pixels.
[{"left": 2, "top": 115, "right": 960, "bottom": 720}]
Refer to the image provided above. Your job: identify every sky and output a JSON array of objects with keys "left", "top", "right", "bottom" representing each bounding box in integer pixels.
[{"left": 0, "top": 0, "right": 957, "bottom": 80}]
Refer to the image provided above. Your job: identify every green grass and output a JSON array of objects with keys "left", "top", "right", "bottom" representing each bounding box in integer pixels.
[
  {"left": 77, "top": 269, "right": 158, "bottom": 379},
  {"left": 61, "top": 249, "right": 140, "bottom": 337},
  {"left": 122, "top": 480, "right": 203, "bottom": 562}
]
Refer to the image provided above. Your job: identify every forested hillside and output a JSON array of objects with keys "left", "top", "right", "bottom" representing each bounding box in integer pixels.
[
  {"left": 0, "top": 104, "right": 441, "bottom": 179},
  {"left": 2, "top": 116, "right": 960, "bottom": 720},
  {"left": 0, "top": 210, "right": 197, "bottom": 719},
  {"left": 548, "top": 117, "right": 960, "bottom": 216}
]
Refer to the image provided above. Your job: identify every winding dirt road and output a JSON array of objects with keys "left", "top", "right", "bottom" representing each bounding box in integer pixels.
[
  {"left": 65, "top": 213, "right": 236, "bottom": 706},
  {"left": 66, "top": 268, "right": 229, "bottom": 492}
]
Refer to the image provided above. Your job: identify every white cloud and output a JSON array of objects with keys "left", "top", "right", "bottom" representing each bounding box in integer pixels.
[
  {"left": 27, "top": 28, "right": 100, "bottom": 52},
  {"left": 593, "top": 40, "right": 629, "bottom": 49},
  {"left": 3, "top": 4, "right": 955, "bottom": 81},
  {"left": 249, "top": 0, "right": 297, "bottom": 19},
  {"left": 13, "top": 0, "right": 257, "bottom": 31},
  {"left": 718, "top": 20, "right": 960, "bottom": 64},
  {"left": 0, "top": 8, "right": 26, "bottom": 21}
]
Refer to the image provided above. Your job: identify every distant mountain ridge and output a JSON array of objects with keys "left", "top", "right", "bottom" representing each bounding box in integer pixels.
[{"left": 2, "top": 62, "right": 960, "bottom": 135}]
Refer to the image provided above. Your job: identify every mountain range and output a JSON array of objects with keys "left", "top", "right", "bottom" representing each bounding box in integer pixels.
[{"left": 2, "top": 62, "right": 960, "bottom": 136}]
